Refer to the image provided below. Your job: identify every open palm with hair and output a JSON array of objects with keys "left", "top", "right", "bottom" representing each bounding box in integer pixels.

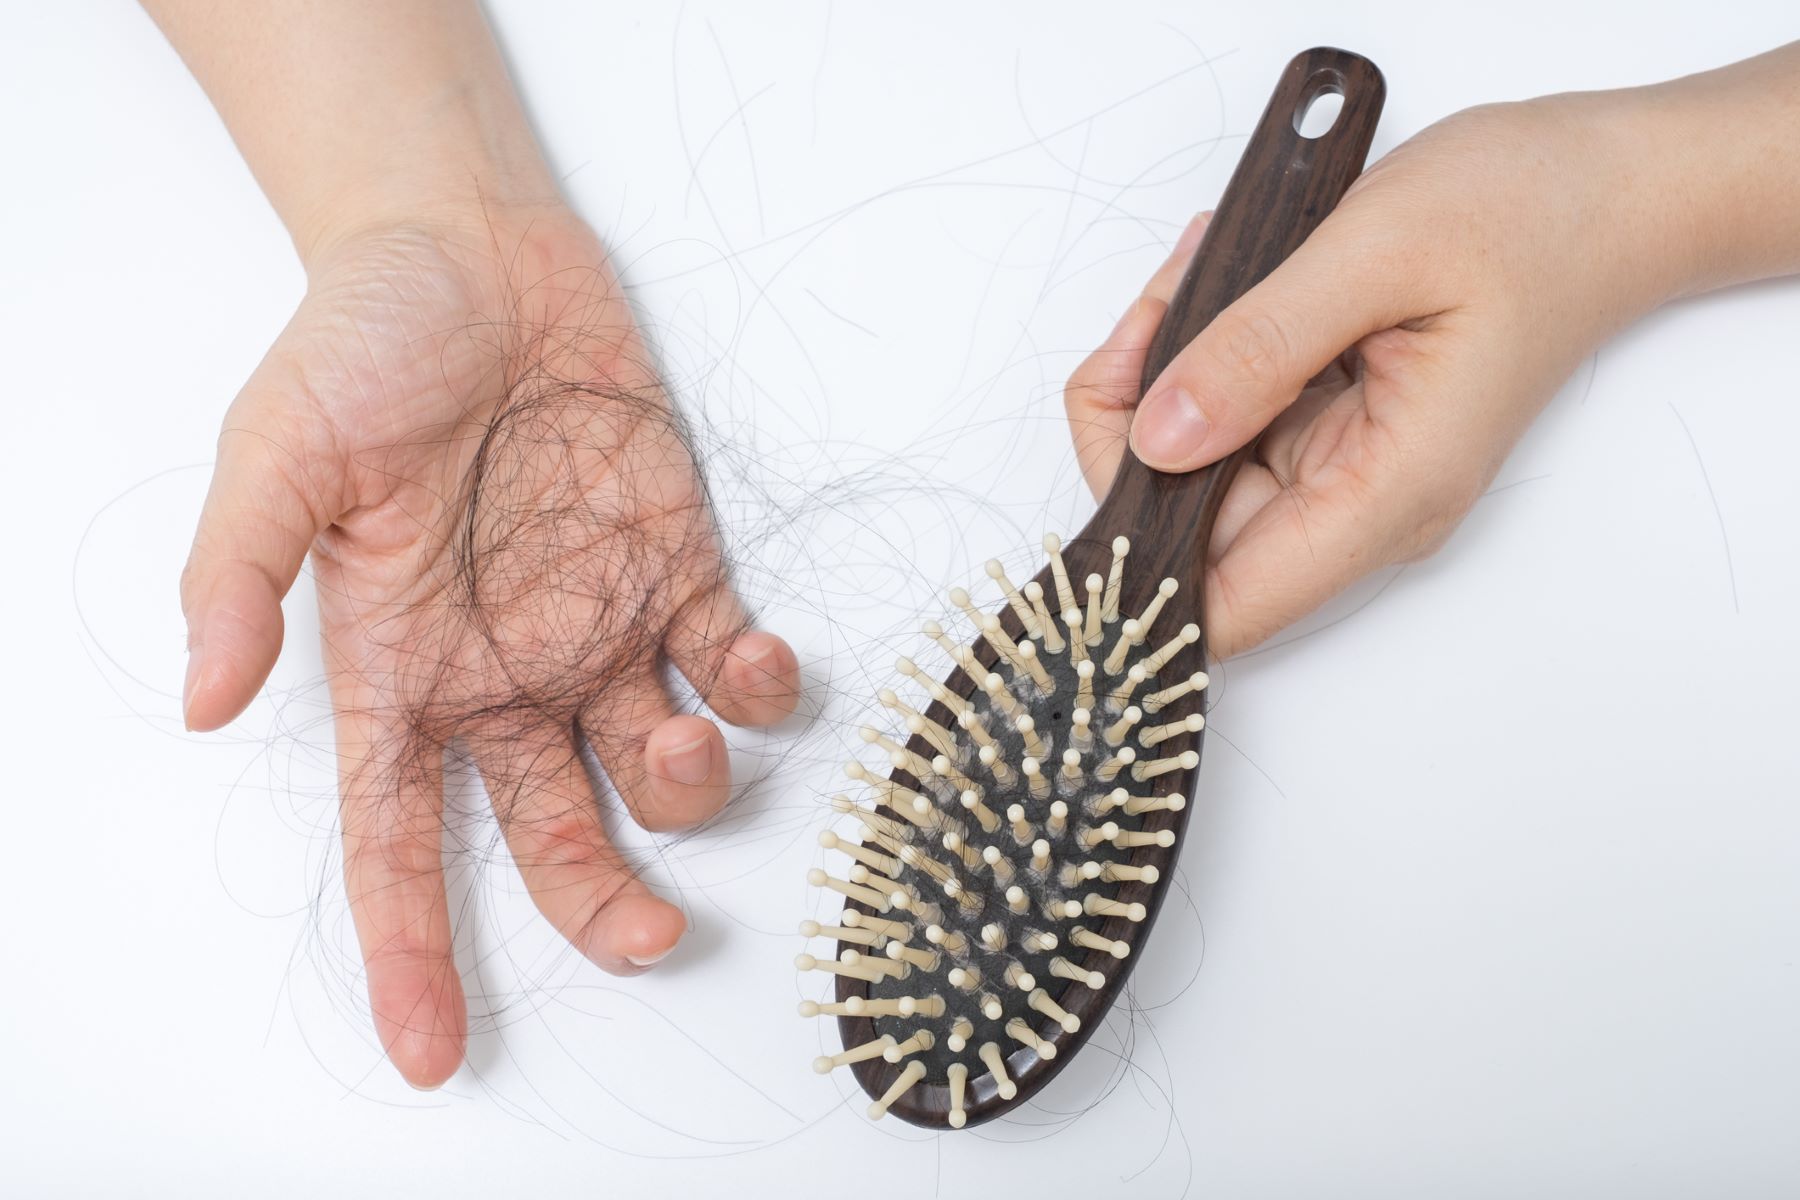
[{"left": 179, "top": 208, "right": 801, "bottom": 1087}]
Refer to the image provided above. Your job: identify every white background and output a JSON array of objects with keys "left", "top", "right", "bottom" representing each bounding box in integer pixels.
[{"left": 3, "top": 2, "right": 1798, "bottom": 1196}]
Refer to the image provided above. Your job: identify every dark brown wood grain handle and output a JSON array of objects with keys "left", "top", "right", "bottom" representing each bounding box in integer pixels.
[{"left": 1091, "top": 47, "right": 1385, "bottom": 660}]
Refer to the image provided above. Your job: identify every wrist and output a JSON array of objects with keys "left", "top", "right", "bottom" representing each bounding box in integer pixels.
[{"left": 287, "top": 117, "right": 563, "bottom": 270}]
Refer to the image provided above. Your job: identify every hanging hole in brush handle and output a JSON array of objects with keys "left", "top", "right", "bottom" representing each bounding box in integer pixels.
[{"left": 1091, "top": 46, "right": 1386, "bottom": 654}]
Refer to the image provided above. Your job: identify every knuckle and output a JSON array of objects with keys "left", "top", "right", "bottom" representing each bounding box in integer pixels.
[{"left": 1202, "top": 307, "right": 1295, "bottom": 395}]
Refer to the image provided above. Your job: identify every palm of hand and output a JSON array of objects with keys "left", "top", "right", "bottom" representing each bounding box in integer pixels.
[{"left": 182, "top": 212, "right": 800, "bottom": 1087}]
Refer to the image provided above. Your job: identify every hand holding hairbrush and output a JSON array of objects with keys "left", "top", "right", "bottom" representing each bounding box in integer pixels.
[{"left": 798, "top": 47, "right": 1386, "bottom": 1128}]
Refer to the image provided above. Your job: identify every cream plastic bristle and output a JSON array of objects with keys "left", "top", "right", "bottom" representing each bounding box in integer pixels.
[
  {"left": 897, "top": 845, "right": 950, "bottom": 885},
  {"left": 896, "top": 655, "right": 969, "bottom": 717},
  {"left": 978, "top": 744, "right": 1016, "bottom": 786},
  {"left": 799, "top": 918, "right": 882, "bottom": 947},
  {"left": 1047, "top": 800, "right": 1069, "bottom": 836},
  {"left": 1049, "top": 956, "right": 1106, "bottom": 989},
  {"left": 905, "top": 994, "right": 949, "bottom": 1019},
  {"left": 1141, "top": 623, "right": 1201, "bottom": 677},
  {"left": 1003, "top": 962, "right": 1036, "bottom": 992},
  {"left": 979, "top": 1042, "right": 1018, "bottom": 1100},
  {"left": 906, "top": 712, "right": 958, "bottom": 760},
  {"left": 1029, "top": 987, "right": 1081, "bottom": 1033},
  {"left": 1103, "top": 706, "right": 1141, "bottom": 747},
  {"left": 1021, "top": 759, "right": 1049, "bottom": 801},
  {"left": 1062, "top": 609, "right": 1088, "bottom": 666},
  {"left": 1074, "top": 659, "right": 1096, "bottom": 713},
  {"left": 883, "top": 1028, "right": 937, "bottom": 1063},
  {"left": 1124, "top": 791, "right": 1187, "bottom": 816},
  {"left": 868, "top": 1060, "right": 926, "bottom": 1120},
  {"left": 1082, "top": 573, "right": 1104, "bottom": 647},
  {"left": 807, "top": 868, "right": 890, "bottom": 912},
  {"left": 1006, "top": 1018, "right": 1057, "bottom": 1059},
  {"left": 797, "top": 1000, "right": 849, "bottom": 1018},
  {"left": 814, "top": 1034, "right": 896, "bottom": 1074},
  {"left": 981, "top": 844, "right": 1015, "bottom": 883},
  {"left": 983, "top": 672, "right": 1023, "bottom": 721},
  {"left": 1078, "top": 822, "right": 1118, "bottom": 850},
  {"left": 943, "top": 877, "right": 984, "bottom": 912},
  {"left": 1015, "top": 714, "right": 1047, "bottom": 760},
  {"left": 1005, "top": 886, "right": 1030, "bottom": 914},
  {"left": 947, "top": 964, "right": 982, "bottom": 990},
  {"left": 1133, "top": 578, "right": 1179, "bottom": 642},
  {"left": 923, "top": 620, "right": 984, "bottom": 687},
  {"left": 1101, "top": 861, "right": 1161, "bottom": 883},
  {"left": 1084, "top": 894, "right": 1149, "bottom": 922},
  {"left": 980, "top": 922, "right": 1007, "bottom": 953},
  {"left": 1061, "top": 860, "right": 1102, "bottom": 887},
  {"left": 1110, "top": 828, "right": 1177, "bottom": 850},
  {"left": 1140, "top": 711, "right": 1206, "bottom": 748},
  {"left": 1088, "top": 786, "right": 1130, "bottom": 816},
  {"left": 846, "top": 863, "right": 905, "bottom": 896},
  {"left": 1024, "top": 581, "right": 1064, "bottom": 653},
  {"left": 1071, "top": 925, "right": 1131, "bottom": 959},
  {"left": 947, "top": 586, "right": 983, "bottom": 628},
  {"left": 930, "top": 753, "right": 978, "bottom": 794},
  {"left": 846, "top": 945, "right": 910, "bottom": 981},
  {"left": 1102, "top": 619, "right": 1142, "bottom": 676},
  {"left": 845, "top": 995, "right": 919, "bottom": 1018},
  {"left": 1143, "top": 669, "right": 1210, "bottom": 714},
  {"left": 1059, "top": 748, "right": 1083, "bottom": 786},
  {"left": 818, "top": 830, "right": 901, "bottom": 877},
  {"left": 980, "top": 992, "right": 1005, "bottom": 1020},
  {"left": 1029, "top": 839, "right": 1052, "bottom": 873},
  {"left": 1096, "top": 746, "right": 1135, "bottom": 782},
  {"left": 1044, "top": 534, "right": 1077, "bottom": 614},
  {"left": 1102, "top": 537, "right": 1129, "bottom": 621},
  {"left": 795, "top": 951, "right": 883, "bottom": 983},
  {"left": 942, "top": 830, "right": 983, "bottom": 870},
  {"left": 947, "top": 1062, "right": 970, "bottom": 1127},
  {"left": 925, "top": 922, "right": 970, "bottom": 956},
  {"left": 1021, "top": 928, "right": 1059, "bottom": 954},
  {"left": 829, "top": 795, "right": 907, "bottom": 842},
  {"left": 889, "top": 890, "right": 942, "bottom": 926},
  {"left": 987, "top": 560, "right": 1043, "bottom": 640},
  {"left": 948, "top": 1017, "right": 974, "bottom": 1052},
  {"left": 958, "top": 707, "right": 998, "bottom": 749},
  {"left": 1133, "top": 749, "right": 1199, "bottom": 782},
  {"left": 979, "top": 614, "right": 1028, "bottom": 673},
  {"left": 1016, "top": 639, "right": 1054, "bottom": 691},
  {"left": 1069, "top": 707, "right": 1094, "bottom": 753},
  {"left": 960, "top": 789, "right": 1002, "bottom": 833},
  {"left": 1049, "top": 897, "right": 1084, "bottom": 919},
  {"left": 842, "top": 909, "right": 911, "bottom": 940},
  {"left": 1106, "top": 663, "right": 1147, "bottom": 708}
]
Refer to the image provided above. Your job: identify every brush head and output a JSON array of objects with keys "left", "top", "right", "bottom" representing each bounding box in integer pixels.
[{"left": 799, "top": 531, "right": 1210, "bottom": 1128}]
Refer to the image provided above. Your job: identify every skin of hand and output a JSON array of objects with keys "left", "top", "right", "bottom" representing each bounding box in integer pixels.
[
  {"left": 147, "top": 1, "right": 801, "bottom": 1088},
  {"left": 1066, "top": 45, "right": 1800, "bottom": 658}
]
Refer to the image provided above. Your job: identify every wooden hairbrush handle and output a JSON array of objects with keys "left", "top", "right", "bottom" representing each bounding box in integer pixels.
[{"left": 1091, "top": 47, "right": 1386, "bottom": 658}]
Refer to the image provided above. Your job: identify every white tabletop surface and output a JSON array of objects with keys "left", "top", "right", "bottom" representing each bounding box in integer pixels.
[{"left": 3, "top": 2, "right": 1797, "bottom": 1196}]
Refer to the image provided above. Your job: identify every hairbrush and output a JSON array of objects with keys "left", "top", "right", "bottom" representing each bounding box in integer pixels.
[{"left": 797, "top": 47, "right": 1386, "bottom": 1128}]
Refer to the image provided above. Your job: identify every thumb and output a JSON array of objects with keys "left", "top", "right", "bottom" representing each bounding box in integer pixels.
[
  {"left": 1129, "top": 209, "right": 1416, "bottom": 471},
  {"left": 181, "top": 370, "right": 341, "bottom": 731}
]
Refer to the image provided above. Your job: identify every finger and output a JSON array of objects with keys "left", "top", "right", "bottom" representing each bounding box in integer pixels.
[
  {"left": 663, "top": 584, "right": 802, "bottom": 727},
  {"left": 470, "top": 722, "right": 687, "bottom": 972},
  {"left": 580, "top": 675, "right": 733, "bottom": 832},
  {"left": 1130, "top": 203, "right": 1424, "bottom": 472},
  {"left": 335, "top": 708, "right": 466, "bottom": 1089},
  {"left": 1064, "top": 212, "right": 1212, "bottom": 497},
  {"left": 181, "top": 364, "right": 341, "bottom": 731}
]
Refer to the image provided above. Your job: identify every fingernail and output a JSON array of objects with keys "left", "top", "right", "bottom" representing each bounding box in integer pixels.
[
  {"left": 181, "top": 647, "right": 204, "bottom": 728},
  {"left": 1133, "top": 387, "right": 1210, "bottom": 467},
  {"left": 660, "top": 734, "right": 717, "bottom": 786},
  {"left": 1110, "top": 295, "right": 1146, "bottom": 337},
  {"left": 626, "top": 947, "right": 673, "bottom": 968},
  {"left": 1175, "top": 212, "right": 1209, "bottom": 257}
]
